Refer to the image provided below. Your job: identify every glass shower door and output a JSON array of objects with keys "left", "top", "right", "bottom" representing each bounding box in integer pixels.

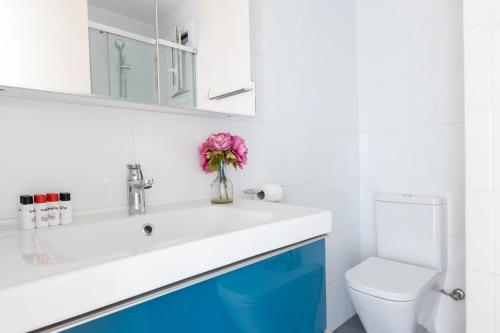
[
  {"left": 88, "top": 28, "right": 157, "bottom": 104},
  {"left": 159, "top": 44, "right": 196, "bottom": 108}
]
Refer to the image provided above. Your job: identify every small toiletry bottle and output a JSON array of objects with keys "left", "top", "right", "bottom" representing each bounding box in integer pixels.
[
  {"left": 19, "top": 195, "right": 35, "bottom": 230},
  {"left": 47, "top": 193, "right": 60, "bottom": 226},
  {"left": 59, "top": 192, "right": 72, "bottom": 225},
  {"left": 34, "top": 194, "right": 49, "bottom": 228}
]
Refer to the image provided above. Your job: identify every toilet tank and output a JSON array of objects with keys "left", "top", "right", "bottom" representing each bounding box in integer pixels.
[{"left": 375, "top": 194, "right": 446, "bottom": 273}]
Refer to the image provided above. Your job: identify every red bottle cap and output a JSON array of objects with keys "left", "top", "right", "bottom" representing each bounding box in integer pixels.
[
  {"left": 47, "top": 193, "right": 59, "bottom": 202},
  {"left": 34, "top": 194, "right": 47, "bottom": 204}
]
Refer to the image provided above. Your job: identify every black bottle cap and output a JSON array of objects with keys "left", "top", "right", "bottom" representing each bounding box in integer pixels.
[
  {"left": 20, "top": 195, "right": 33, "bottom": 205},
  {"left": 59, "top": 192, "right": 71, "bottom": 201}
]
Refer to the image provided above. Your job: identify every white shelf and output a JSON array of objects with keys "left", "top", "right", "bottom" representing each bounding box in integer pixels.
[{"left": 0, "top": 85, "right": 237, "bottom": 119}]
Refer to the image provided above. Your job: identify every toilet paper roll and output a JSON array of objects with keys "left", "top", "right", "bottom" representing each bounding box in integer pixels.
[{"left": 256, "top": 184, "right": 283, "bottom": 202}]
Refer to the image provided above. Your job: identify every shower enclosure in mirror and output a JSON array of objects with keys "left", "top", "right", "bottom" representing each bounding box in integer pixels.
[
  {"left": 158, "top": 31, "right": 196, "bottom": 108},
  {"left": 87, "top": 0, "right": 158, "bottom": 104},
  {"left": 87, "top": 0, "right": 196, "bottom": 107}
]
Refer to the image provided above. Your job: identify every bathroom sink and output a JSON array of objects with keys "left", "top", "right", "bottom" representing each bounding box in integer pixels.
[
  {"left": 34, "top": 206, "right": 275, "bottom": 262},
  {"left": 0, "top": 199, "right": 331, "bottom": 333}
]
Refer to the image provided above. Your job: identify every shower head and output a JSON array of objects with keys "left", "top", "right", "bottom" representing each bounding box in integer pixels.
[{"left": 114, "top": 39, "right": 125, "bottom": 50}]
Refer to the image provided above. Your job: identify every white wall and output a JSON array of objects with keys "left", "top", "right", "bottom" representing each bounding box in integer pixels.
[
  {"left": 356, "top": 0, "right": 465, "bottom": 332},
  {"left": 0, "top": 0, "right": 91, "bottom": 95},
  {"left": 464, "top": 1, "right": 500, "bottom": 331},
  {"left": 0, "top": 0, "right": 358, "bottom": 331},
  {"left": 270, "top": 0, "right": 360, "bottom": 329},
  {"left": 88, "top": 5, "right": 155, "bottom": 37}
]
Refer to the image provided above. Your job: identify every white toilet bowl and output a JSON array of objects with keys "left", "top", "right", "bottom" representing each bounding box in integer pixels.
[
  {"left": 344, "top": 194, "right": 447, "bottom": 333},
  {"left": 346, "top": 257, "right": 441, "bottom": 333}
]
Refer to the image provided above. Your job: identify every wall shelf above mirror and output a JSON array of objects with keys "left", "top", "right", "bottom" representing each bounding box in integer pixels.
[{"left": 0, "top": 0, "right": 255, "bottom": 116}]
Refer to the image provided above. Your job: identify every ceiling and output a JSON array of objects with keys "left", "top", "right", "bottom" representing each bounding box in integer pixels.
[{"left": 88, "top": 0, "right": 186, "bottom": 24}]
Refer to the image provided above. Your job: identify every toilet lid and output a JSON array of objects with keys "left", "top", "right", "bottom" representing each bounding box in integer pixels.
[{"left": 345, "top": 257, "right": 438, "bottom": 302}]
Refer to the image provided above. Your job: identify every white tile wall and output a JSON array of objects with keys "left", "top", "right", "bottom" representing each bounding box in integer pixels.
[
  {"left": 466, "top": 190, "right": 494, "bottom": 273},
  {"left": 359, "top": 223, "right": 376, "bottom": 260},
  {"left": 356, "top": 0, "right": 433, "bottom": 39},
  {"left": 434, "top": 6, "right": 464, "bottom": 68},
  {"left": 0, "top": 0, "right": 359, "bottom": 331},
  {"left": 275, "top": 0, "right": 360, "bottom": 328},
  {"left": 435, "top": 65, "right": 465, "bottom": 124},
  {"left": 464, "top": 27, "right": 492, "bottom": 109},
  {"left": 466, "top": 108, "right": 492, "bottom": 190},
  {"left": 325, "top": 225, "right": 361, "bottom": 286},
  {"left": 1, "top": 1, "right": 471, "bottom": 332},
  {"left": 358, "top": 71, "right": 435, "bottom": 130},
  {"left": 464, "top": 1, "right": 500, "bottom": 331},
  {"left": 357, "top": 1, "right": 465, "bottom": 332},
  {"left": 357, "top": 19, "right": 434, "bottom": 85},
  {"left": 466, "top": 270, "right": 494, "bottom": 332},
  {"left": 253, "top": 0, "right": 304, "bottom": 67},
  {"left": 464, "top": 0, "right": 490, "bottom": 28},
  {"left": 326, "top": 278, "right": 355, "bottom": 330},
  {"left": 0, "top": 99, "right": 136, "bottom": 218}
]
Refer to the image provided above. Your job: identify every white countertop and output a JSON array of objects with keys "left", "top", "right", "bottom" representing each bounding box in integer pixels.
[{"left": 0, "top": 199, "right": 331, "bottom": 332}]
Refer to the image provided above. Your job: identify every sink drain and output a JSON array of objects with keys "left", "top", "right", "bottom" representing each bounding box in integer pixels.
[{"left": 141, "top": 224, "right": 154, "bottom": 236}]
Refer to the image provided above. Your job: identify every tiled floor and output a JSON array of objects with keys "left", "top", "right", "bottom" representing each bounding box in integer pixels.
[{"left": 333, "top": 315, "right": 366, "bottom": 333}]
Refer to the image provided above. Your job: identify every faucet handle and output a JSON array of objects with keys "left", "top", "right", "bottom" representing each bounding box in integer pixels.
[
  {"left": 144, "top": 179, "right": 154, "bottom": 189},
  {"left": 129, "top": 178, "right": 154, "bottom": 189}
]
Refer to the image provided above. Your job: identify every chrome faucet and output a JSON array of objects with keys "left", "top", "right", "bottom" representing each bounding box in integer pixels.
[{"left": 127, "top": 164, "right": 154, "bottom": 215}]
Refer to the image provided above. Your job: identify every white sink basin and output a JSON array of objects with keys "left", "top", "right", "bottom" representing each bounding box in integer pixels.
[
  {"left": 0, "top": 199, "right": 331, "bottom": 333},
  {"left": 34, "top": 206, "right": 274, "bottom": 262}
]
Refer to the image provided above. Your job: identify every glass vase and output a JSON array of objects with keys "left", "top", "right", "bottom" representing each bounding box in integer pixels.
[{"left": 211, "top": 161, "right": 233, "bottom": 204}]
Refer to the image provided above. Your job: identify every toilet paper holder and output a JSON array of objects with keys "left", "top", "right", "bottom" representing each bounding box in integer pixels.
[
  {"left": 243, "top": 184, "right": 283, "bottom": 202},
  {"left": 243, "top": 188, "right": 266, "bottom": 200}
]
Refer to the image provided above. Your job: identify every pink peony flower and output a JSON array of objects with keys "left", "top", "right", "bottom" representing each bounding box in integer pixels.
[
  {"left": 198, "top": 141, "right": 212, "bottom": 173},
  {"left": 198, "top": 132, "right": 248, "bottom": 173},
  {"left": 208, "top": 132, "right": 233, "bottom": 151},
  {"left": 231, "top": 135, "right": 248, "bottom": 168}
]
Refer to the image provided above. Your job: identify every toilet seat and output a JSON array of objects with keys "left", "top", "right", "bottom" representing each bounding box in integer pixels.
[{"left": 345, "top": 257, "right": 438, "bottom": 302}]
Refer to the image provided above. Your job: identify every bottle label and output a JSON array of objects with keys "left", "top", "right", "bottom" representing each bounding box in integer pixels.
[
  {"left": 47, "top": 204, "right": 60, "bottom": 226},
  {"left": 59, "top": 204, "right": 72, "bottom": 225},
  {"left": 36, "top": 204, "right": 49, "bottom": 227},
  {"left": 19, "top": 206, "right": 36, "bottom": 229},
  {"left": 41, "top": 208, "right": 48, "bottom": 222},
  {"left": 47, "top": 206, "right": 58, "bottom": 217}
]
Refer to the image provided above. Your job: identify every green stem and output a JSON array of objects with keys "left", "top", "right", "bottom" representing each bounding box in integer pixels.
[{"left": 218, "top": 160, "right": 228, "bottom": 201}]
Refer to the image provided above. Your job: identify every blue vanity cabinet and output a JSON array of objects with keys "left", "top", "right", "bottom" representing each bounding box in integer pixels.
[{"left": 65, "top": 240, "right": 326, "bottom": 333}]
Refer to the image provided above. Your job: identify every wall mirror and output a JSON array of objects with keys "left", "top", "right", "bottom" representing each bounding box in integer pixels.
[
  {"left": 87, "top": 0, "right": 157, "bottom": 105},
  {"left": 0, "top": 0, "right": 255, "bottom": 116}
]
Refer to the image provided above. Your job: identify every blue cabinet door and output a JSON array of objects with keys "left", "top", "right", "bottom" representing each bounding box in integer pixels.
[{"left": 66, "top": 240, "right": 326, "bottom": 333}]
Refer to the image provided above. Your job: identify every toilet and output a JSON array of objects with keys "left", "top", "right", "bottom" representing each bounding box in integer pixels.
[{"left": 346, "top": 194, "right": 446, "bottom": 333}]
